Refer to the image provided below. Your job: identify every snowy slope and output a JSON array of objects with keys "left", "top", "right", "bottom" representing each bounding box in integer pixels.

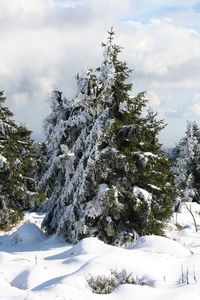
[{"left": 1, "top": 204, "right": 200, "bottom": 300}]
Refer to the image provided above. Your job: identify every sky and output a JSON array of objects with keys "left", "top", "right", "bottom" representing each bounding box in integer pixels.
[{"left": 1, "top": 0, "right": 200, "bottom": 146}]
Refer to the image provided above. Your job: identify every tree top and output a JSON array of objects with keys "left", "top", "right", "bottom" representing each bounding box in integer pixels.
[{"left": 107, "top": 27, "right": 115, "bottom": 46}]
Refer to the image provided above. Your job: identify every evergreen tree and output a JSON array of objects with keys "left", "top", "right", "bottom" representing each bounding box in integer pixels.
[
  {"left": 0, "top": 91, "right": 39, "bottom": 228},
  {"left": 172, "top": 120, "right": 200, "bottom": 203},
  {"left": 41, "top": 30, "right": 177, "bottom": 246}
]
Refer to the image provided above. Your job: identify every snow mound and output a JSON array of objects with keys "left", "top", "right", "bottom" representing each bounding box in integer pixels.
[
  {"left": 10, "top": 269, "right": 31, "bottom": 290},
  {"left": 69, "top": 237, "right": 106, "bottom": 256},
  {"left": 1, "top": 208, "right": 200, "bottom": 299},
  {"left": 0, "top": 273, "right": 10, "bottom": 287},
  {"left": 10, "top": 223, "right": 45, "bottom": 245},
  {"left": 23, "top": 211, "right": 45, "bottom": 228},
  {"left": 135, "top": 235, "right": 190, "bottom": 257}
]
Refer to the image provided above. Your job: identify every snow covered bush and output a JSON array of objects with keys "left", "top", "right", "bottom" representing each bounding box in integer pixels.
[
  {"left": 172, "top": 121, "right": 200, "bottom": 203},
  {"left": 87, "top": 271, "right": 143, "bottom": 294},
  {"left": 40, "top": 30, "right": 177, "bottom": 244},
  {"left": 0, "top": 91, "right": 40, "bottom": 228},
  {"left": 88, "top": 274, "right": 118, "bottom": 294}
]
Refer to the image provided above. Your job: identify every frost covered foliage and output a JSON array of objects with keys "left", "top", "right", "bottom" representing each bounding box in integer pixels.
[
  {"left": 172, "top": 121, "right": 200, "bottom": 203},
  {"left": 87, "top": 271, "right": 143, "bottom": 294},
  {"left": 0, "top": 91, "right": 39, "bottom": 228},
  {"left": 40, "top": 30, "right": 177, "bottom": 245}
]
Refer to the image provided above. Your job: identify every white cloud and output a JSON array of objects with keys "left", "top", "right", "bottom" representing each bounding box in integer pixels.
[
  {"left": 0, "top": 0, "right": 200, "bottom": 146},
  {"left": 146, "top": 91, "right": 161, "bottom": 106},
  {"left": 190, "top": 103, "right": 200, "bottom": 116},
  {"left": 186, "top": 94, "right": 200, "bottom": 117},
  {"left": 118, "top": 19, "right": 200, "bottom": 79}
]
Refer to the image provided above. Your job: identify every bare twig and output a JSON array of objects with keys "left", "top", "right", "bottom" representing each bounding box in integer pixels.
[
  {"left": 182, "top": 202, "right": 198, "bottom": 232},
  {"left": 193, "top": 266, "right": 197, "bottom": 284},
  {"left": 186, "top": 267, "right": 189, "bottom": 285},
  {"left": 181, "top": 265, "right": 184, "bottom": 283}
]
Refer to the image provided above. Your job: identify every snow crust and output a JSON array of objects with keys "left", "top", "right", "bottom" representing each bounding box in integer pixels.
[
  {"left": 135, "top": 235, "right": 190, "bottom": 257},
  {"left": 119, "top": 101, "right": 128, "bottom": 113},
  {"left": 0, "top": 121, "right": 17, "bottom": 135},
  {"left": 0, "top": 154, "right": 7, "bottom": 168},
  {"left": 1, "top": 203, "right": 200, "bottom": 299},
  {"left": 133, "top": 186, "right": 152, "bottom": 202}
]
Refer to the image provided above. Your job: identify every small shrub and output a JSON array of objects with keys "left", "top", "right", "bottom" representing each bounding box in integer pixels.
[
  {"left": 88, "top": 275, "right": 117, "bottom": 294},
  {"left": 87, "top": 271, "right": 147, "bottom": 294}
]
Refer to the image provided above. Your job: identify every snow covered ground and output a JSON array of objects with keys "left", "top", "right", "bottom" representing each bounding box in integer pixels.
[{"left": 1, "top": 203, "right": 200, "bottom": 299}]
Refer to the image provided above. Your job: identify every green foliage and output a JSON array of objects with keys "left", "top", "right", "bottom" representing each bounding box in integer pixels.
[
  {"left": 38, "top": 188, "right": 46, "bottom": 205},
  {"left": 8, "top": 210, "right": 24, "bottom": 226},
  {"left": 0, "top": 91, "right": 40, "bottom": 228},
  {"left": 93, "top": 33, "right": 177, "bottom": 239},
  {"left": 172, "top": 121, "right": 200, "bottom": 203}
]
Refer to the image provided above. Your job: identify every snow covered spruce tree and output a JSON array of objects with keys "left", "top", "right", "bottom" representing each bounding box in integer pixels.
[
  {"left": 172, "top": 120, "right": 200, "bottom": 203},
  {"left": 0, "top": 91, "right": 39, "bottom": 228},
  {"left": 40, "top": 30, "right": 177, "bottom": 245}
]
